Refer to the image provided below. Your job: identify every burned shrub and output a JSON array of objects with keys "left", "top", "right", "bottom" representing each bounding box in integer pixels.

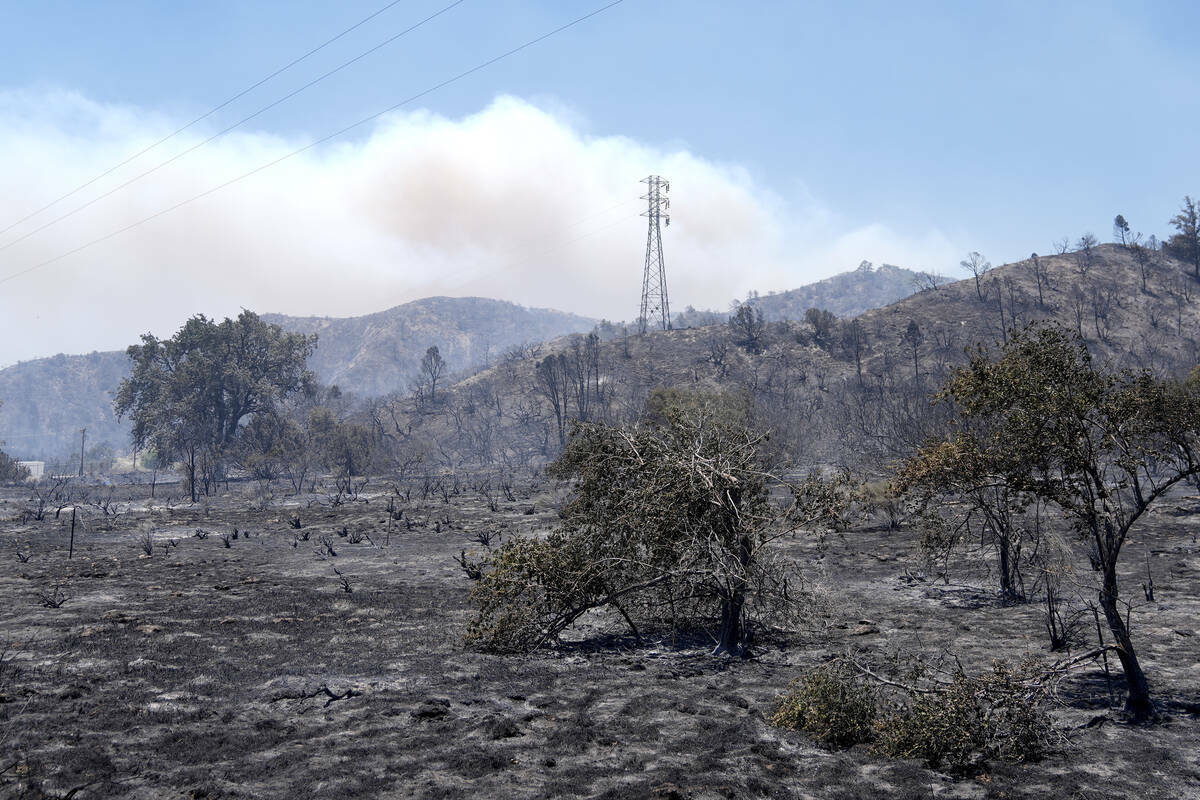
[{"left": 465, "top": 390, "right": 854, "bottom": 655}]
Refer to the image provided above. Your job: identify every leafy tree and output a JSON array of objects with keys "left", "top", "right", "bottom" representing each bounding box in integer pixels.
[
  {"left": 114, "top": 311, "right": 316, "bottom": 501},
  {"left": 894, "top": 425, "right": 1040, "bottom": 601},
  {"left": 840, "top": 319, "right": 869, "bottom": 384},
  {"left": 0, "top": 449, "right": 30, "bottom": 484},
  {"left": 420, "top": 345, "right": 446, "bottom": 403},
  {"left": 804, "top": 308, "right": 838, "bottom": 349},
  {"left": 83, "top": 442, "right": 115, "bottom": 473},
  {"left": 466, "top": 390, "right": 855, "bottom": 655},
  {"left": 902, "top": 320, "right": 924, "bottom": 382},
  {"left": 1113, "top": 214, "right": 1130, "bottom": 246},
  {"left": 312, "top": 407, "right": 374, "bottom": 497},
  {"left": 1074, "top": 233, "right": 1098, "bottom": 278},
  {"left": 901, "top": 326, "right": 1200, "bottom": 718},
  {"left": 1167, "top": 195, "right": 1200, "bottom": 279},
  {"left": 729, "top": 304, "right": 766, "bottom": 353}
]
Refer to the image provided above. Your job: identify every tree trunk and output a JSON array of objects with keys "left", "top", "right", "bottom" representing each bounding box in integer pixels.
[
  {"left": 713, "top": 534, "right": 752, "bottom": 657},
  {"left": 187, "top": 449, "right": 198, "bottom": 503},
  {"left": 1098, "top": 562, "right": 1152, "bottom": 719},
  {"left": 998, "top": 532, "right": 1015, "bottom": 600},
  {"left": 713, "top": 590, "right": 746, "bottom": 657}
]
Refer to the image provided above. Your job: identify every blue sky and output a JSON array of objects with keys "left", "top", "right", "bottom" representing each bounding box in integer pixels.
[{"left": 1, "top": 1, "right": 1198, "bottom": 362}]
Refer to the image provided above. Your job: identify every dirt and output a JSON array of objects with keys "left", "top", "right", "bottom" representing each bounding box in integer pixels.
[{"left": 0, "top": 480, "right": 1198, "bottom": 799}]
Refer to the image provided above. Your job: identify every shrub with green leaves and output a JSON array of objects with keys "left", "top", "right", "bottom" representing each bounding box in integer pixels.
[
  {"left": 875, "top": 660, "right": 1053, "bottom": 774},
  {"left": 771, "top": 664, "right": 876, "bottom": 748},
  {"left": 771, "top": 658, "right": 1053, "bottom": 775}
]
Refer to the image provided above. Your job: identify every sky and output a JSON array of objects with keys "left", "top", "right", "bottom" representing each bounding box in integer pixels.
[{"left": 1, "top": 0, "right": 1198, "bottom": 365}]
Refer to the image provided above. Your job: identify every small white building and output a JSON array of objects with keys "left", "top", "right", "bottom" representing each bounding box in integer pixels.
[{"left": 17, "top": 461, "right": 44, "bottom": 480}]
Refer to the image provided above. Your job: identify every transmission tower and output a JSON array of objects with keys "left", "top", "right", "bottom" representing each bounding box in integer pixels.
[{"left": 638, "top": 175, "right": 671, "bottom": 334}]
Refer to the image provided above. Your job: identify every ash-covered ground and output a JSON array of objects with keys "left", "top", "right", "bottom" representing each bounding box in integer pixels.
[{"left": 1, "top": 479, "right": 1198, "bottom": 799}]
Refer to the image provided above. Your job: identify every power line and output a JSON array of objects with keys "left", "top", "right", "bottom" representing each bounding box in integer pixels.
[
  {"left": 0, "top": 0, "right": 626, "bottom": 288},
  {"left": 0, "top": 0, "right": 468, "bottom": 253},
  {"left": 0, "top": 0, "right": 423, "bottom": 239}
]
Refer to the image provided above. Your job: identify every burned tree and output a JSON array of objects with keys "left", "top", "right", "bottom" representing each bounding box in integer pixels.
[
  {"left": 465, "top": 391, "right": 853, "bottom": 655},
  {"left": 960, "top": 251, "right": 991, "bottom": 302}
]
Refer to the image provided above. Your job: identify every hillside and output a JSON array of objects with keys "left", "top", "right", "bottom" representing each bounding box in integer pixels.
[
  {"left": 0, "top": 297, "right": 596, "bottom": 460},
  {"left": 263, "top": 297, "right": 596, "bottom": 397},
  {"left": 746, "top": 261, "right": 949, "bottom": 321},
  {"left": 391, "top": 243, "right": 1200, "bottom": 473},
  {"left": 5, "top": 245, "right": 1186, "bottom": 466},
  {"left": 0, "top": 351, "right": 129, "bottom": 461}
]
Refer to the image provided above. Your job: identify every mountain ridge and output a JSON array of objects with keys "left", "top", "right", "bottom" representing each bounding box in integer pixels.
[{"left": 0, "top": 296, "right": 597, "bottom": 459}]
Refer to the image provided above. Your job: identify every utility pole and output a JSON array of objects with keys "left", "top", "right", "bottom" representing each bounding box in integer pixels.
[
  {"left": 638, "top": 175, "right": 671, "bottom": 334},
  {"left": 78, "top": 427, "right": 86, "bottom": 477}
]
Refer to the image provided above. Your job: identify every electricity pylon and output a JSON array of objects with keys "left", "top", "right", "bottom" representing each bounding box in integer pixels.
[{"left": 638, "top": 175, "right": 671, "bottom": 334}]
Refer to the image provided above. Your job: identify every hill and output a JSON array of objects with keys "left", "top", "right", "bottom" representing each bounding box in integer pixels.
[
  {"left": 7, "top": 244, "right": 1187, "bottom": 466},
  {"left": 0, "top": 351, "right": 130, "bottom": 462},
  {"left": 746, "top": 261, "right": 949, "bottom": 321},
  {"left": 0, "top": 297, "right": 596, "bottom": 460},
  {"left": 263, "top": 297, "right": 595, "bottom": 398},
  {"left": 385, "top": 243, "right": 1200, "bottom": 473}
]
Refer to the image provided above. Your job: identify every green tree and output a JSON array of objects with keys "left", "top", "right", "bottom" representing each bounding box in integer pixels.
[
  {"left": 0, "top": 449, "right": 30, "bottom": 484},
  {"left": 114, "top": 310, "right": 316, "bottom": 501},
  {"left": 311, "top": 407, "right": 374, "bottom": 498},
  {"left": 901, "top": 326, "right": 1200, "bottom": 718},
  {"left": 729, "top": 304, "right": 766, "bottom": 353},
  {"left": 1113, "top": 214, "right": 1130, "bottom": 246},
  {"left": 1167, "top": 195, "right": 1200, "bottom": 279},
  {"left": 804, "top": 307, "right": 838, "bottom": 349}
]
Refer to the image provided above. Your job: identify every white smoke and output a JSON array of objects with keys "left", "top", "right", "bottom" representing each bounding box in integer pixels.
[{"left": 0, "top": 90, "right": 959, "bottom": 364}]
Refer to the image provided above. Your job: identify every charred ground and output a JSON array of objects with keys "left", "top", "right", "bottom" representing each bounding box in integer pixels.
[{"left": 1, "top": 476, "right": 1197, "bottom": 799}]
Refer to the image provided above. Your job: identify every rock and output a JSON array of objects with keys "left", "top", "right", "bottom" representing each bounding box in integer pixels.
[
  {"left": 412, "top": 698, "right": 451, "bottom": 720},
  {"left": 485, "top": 715, "right": 523, "bottom": 739}
]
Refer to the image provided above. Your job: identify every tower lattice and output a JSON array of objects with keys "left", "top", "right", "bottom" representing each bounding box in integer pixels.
[{"left": 638, "top": 175, "right": 671, "bottom": 334}]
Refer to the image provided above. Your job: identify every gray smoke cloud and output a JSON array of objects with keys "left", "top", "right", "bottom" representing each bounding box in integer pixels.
[{"left": 0, "top": 91, "right": 958, "bottom": 365}]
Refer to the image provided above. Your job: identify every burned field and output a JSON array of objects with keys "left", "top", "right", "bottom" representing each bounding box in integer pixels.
[{"left": 1, "top": 479, "right": 1198, "bottom": 800}]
